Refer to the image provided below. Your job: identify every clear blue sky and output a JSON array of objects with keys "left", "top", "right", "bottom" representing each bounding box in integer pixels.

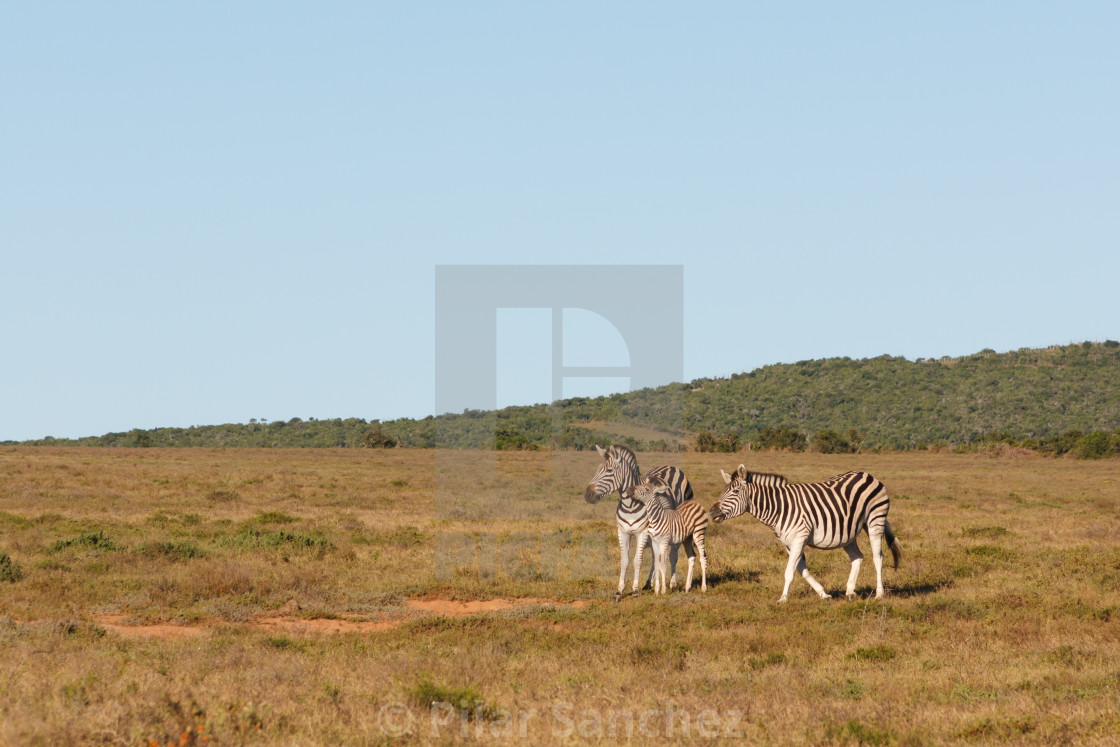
[{"left": 3, "top": 4, "right": 1118, "bottom": 441}]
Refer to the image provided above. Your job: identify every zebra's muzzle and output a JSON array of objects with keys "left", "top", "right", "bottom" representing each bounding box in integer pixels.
[
  {"left": 709, "top": 507, "right": 726, "bottom": 523},
  {"left": 584, "top": 485, "right": 602, "bottom": 504}
]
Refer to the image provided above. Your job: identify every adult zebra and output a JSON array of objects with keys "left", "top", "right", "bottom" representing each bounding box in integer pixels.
[
  {"left": 709, "top": 468, "right": 901, "bottom": 603},
  {"left": 584, "top": 444, "right": 693, "bottom": 601}
]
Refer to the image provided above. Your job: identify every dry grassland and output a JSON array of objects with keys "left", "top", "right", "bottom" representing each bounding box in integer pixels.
[{"left": 0, "top": 446, "right": 1118, "bottom": 745}]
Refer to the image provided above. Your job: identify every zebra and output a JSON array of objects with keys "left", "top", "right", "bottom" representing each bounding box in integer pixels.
[
  {"left": 709, "top": 467, "right": 901, "bottom": 603},
  {"left": 584, "top": 444, "right": 693, "bottom": 601},
  {"left": 623, "top": 478, "right": 708, "bottom": 594}
]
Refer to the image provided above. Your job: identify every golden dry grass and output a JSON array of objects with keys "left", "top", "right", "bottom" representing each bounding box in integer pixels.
[{"left": 0, "top": 446, "right": 1118, "bottom": 745}]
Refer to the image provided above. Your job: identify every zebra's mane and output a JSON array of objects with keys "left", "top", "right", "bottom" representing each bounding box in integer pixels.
[
  {"left": 744, "top": 470, "right": 789, "bottom": 484},
  {"left": 607, "top": 444, "right": 640, "bottom": 472}
]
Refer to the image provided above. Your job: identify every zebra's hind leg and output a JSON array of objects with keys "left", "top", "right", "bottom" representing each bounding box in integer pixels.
[
  {"left": 843, "top": 539, "right": 864, "bottom": 601},
  {"left": 682, "top": 538, "right": 696, "bottom": 592},
  {"left": 653, "top": 542, "right": 667, "bottom": 595},
  {"left": 668, "top": 544, "right": 680, "bottom": 590},
  {"left": 868, "top": 525, "right": 886, "bottom": 599},
  {"left": 695, "top": 529, "right": 708, "bottom": 593}
]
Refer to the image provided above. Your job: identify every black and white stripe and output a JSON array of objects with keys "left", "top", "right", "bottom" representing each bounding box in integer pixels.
[
  {"left": 624, "top": 479, "right": 708, "bottom": 594},
  {"left": 584, "top": 444, "right": 693, "bottom": 600},
  {"left": 709, "top": 467, "right": 901, "bottom": 603}
]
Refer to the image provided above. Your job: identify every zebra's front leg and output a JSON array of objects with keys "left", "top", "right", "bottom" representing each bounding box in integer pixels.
[
  {"left": 796, "top": 553, "right": 831, "bottom": 600},
  {"left": 778, "top": 540, "right": 802, "bottom": 603},
  {"left": 843, "top": 539, "right": 864, "bottom": 601},
  {"left": 616, "top": 529, "right": 632, "bottom": 602},
  {"left": 632, "top": 528, "right": 652, "bottom": 596}
]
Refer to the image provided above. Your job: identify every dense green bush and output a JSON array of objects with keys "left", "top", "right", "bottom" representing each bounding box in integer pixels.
[
  {"left": 695, "top": 431, "right": 741, "bottom": 452},
  {"left": 752, "top": 427, "right": 808, "bottom": 452},
  {"left": 494, "top": 427, "right": 540, "bottom": 451},
  {"left": 813, "top": 429, "right": 865, "bottom": 454},
  {"left": 362, "top": 425, "right": 398, "bottom": 448}
]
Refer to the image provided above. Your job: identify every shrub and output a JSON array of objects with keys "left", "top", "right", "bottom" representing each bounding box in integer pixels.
[
  {"left": 0, "top": 552, "right": 23, "bottom": 583},
  {"left": 1037, "top": 430, "right": 1084, "bottom": 456},
  {"left": 362, "top": 425, "right": 398, "bottom": 448},
  {"left": 494, "top": 427, "right": 539, "bottom": 451},
  {"left": 695, "top": 431, "right": 740, "bottom": 452},
  {"left": 813, "top": 428, "right": 865, "bottom": 454},
  {"left": 752, "top": 427, "right": 807, "bottom": 452},
  {"left": 1074, "top": 431, "right": 1116, "bottom": 459}
]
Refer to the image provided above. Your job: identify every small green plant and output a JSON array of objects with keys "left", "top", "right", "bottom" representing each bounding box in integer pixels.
[
  {"left": 265, "top": 635, "right": 303, "bottom": 651},
  {"left": 748, "top": 652, "right": 787, "bottom": 670},
  {"left": 962, "top": 526, "right": 1011, "bottom": 539},
  {"left": 849, "top": 645, "right": 896, "bottom": 663},
  {"left": 824, "top": 719, "right": 895, "bottom": 745},
  {"left": 408, "top": 677, "right": 501, "bottom": 720},
  {"left": 221, "top": 527, "right": 330, "bottom": 552},
  {"left": 50, "top": 532, "right": 118, "bottom": 553},
  {"left": 254, "top": 511, "right": 299, "bottom": 524},
  {"left": 138, "top": 541, "right": 206, "bottom": 562}
]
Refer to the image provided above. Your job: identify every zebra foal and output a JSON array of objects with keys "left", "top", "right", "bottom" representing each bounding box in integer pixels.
[
  {"left": 623, "top": 478, "right": 708, "bottom": 594},
  {"left": 584, "top": 444, "right": 692, "bottom": 600},
  {"left": 709, "top": 466, "right": 901, "bottom": 603}
]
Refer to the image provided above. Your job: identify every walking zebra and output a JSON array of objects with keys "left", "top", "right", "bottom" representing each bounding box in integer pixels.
[
  {"left": 709, "top": 468, "right": 901, "bottom": 603},
  {"left": 623, "top": 478, "right": 708, "bottom": 594},
  {"left": 584, "top": 444, "right": 693, "bottom": 601}
]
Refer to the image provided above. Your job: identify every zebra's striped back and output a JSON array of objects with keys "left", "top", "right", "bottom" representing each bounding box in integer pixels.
[
  {"left": 710, "top": 470, "right": 890, "bottom": 552},
  {"left": 625, "top": 481, "right": 707, "bottom": 542}
]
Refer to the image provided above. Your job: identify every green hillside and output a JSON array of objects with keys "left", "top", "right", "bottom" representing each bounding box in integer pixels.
[{"left": 14, "top": 341, "right": 1120, "bottom": 452}]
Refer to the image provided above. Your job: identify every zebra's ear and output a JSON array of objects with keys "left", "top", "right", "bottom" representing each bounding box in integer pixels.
[
  {"left": 641, "top": 476, "right": 651, "bottom": 485},
  {"left": 737, "top": 464, "right": 748, "bottom": 479},
  {"left": 720, "top": 469, "right": 732, "bottom": 485},
  {"left": 595, "top": 445, "right": 607, "bottom": 458}
]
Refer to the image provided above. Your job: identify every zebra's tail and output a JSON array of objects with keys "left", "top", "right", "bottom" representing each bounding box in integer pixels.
[{"left": 884, "top": 520, "right": 902, "bottom": 570}]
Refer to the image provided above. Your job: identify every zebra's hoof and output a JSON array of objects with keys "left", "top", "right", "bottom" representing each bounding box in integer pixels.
[
  {"left": 821, "top": 593, "right": 832, "bottom": 600},
  {"left": 776, "top": 596, "right": 788, "bottom": 604},
  {"left": 613, "top": 592, "right": 622, "bottom": 603},
  {"left": 846, "top": 593, "right": 856, "bottom": 601}
]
